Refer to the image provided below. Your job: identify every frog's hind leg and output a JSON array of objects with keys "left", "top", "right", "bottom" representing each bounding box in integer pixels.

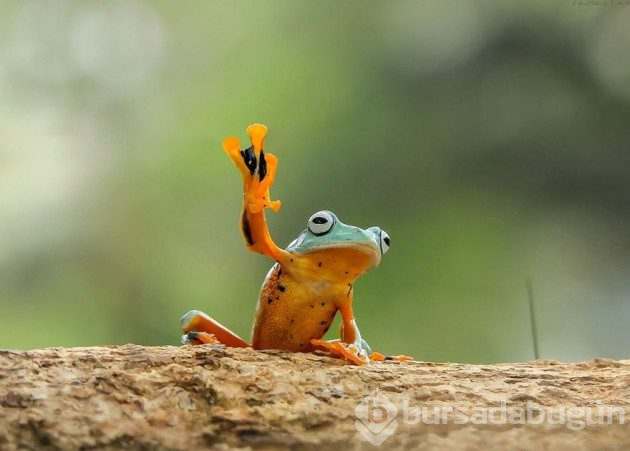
[{"left": 180, "top": 310, "right": 250, "bottom": 348}]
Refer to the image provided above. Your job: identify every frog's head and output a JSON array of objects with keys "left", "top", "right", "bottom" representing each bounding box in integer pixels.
[{"left": 286, "top": 210, "right": 390, "bottom": 278}]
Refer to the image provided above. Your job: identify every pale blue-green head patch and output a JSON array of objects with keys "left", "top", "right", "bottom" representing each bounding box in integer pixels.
[{"left": 285, "top": 210, "right": 390, "bottom": 261}]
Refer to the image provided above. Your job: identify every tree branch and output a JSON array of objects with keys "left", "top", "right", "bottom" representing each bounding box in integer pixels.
[{"left": 0, "top": 345, "right": 627, "bottom": 449}]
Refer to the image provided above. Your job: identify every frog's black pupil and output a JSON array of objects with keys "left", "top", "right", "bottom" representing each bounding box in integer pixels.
[
  {"left": 384, "top": 236, "right": 390, "bottom": 246},
  {"left": 313, "top": 217, "right": 328, "bottom": 224}
]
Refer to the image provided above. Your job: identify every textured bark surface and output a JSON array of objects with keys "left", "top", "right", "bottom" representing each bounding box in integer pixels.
[{"left": 0, "top": 345, "right": 628, "bottom": 450}]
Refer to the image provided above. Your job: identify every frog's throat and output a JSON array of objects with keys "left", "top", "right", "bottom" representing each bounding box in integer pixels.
[{"left": 291, "top": 242, "right": 382, "bottom": 267}]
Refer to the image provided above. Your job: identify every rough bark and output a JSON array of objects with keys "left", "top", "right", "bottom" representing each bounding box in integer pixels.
[{"left": 0, "top": 345, "right": 628, "bottom": 450}]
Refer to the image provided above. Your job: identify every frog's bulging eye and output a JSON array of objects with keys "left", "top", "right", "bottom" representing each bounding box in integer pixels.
[
  {"left": 380, "top": 231, "right": 390, "bottom": 254},
  {"left": 308, "top": 211, "right": 334, "bottom": 236}
]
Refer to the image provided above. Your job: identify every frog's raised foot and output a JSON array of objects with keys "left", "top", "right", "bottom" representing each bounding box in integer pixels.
[{"left": 222, "top": 124, "right": 281, "bottom": 214}]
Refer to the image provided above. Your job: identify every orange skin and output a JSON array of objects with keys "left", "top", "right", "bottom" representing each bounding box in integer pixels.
[
  {"left": 180, "top": 124, "right": 412, "bottom": 365},
  {"left": 252, "top": 247, "right": 374, "bottom": 353}
]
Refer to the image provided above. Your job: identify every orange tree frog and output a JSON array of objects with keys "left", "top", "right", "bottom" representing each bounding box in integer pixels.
[{"left": 180, "top": 124, "right": 412, "bottom": 365}]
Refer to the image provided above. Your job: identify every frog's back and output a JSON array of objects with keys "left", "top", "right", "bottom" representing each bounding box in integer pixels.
[{"left": 251, "top": 263, "right": 338, "bottom": 352}]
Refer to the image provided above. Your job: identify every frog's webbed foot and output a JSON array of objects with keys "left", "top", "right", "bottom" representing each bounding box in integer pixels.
[
  {"left": 311, "top": 339, "right": 414, "bottom": 365},
  {"left": 182, "top": 331, "right": 220, "bottom": 345},
  {"left": 223, "top": 124, "right": 281, "bottom": 215},
  {"left": 311, "top": 339, "right": 371, "bottom": 366}
]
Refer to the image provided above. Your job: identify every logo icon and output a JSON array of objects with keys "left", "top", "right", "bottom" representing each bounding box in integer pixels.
[{"left": 355, "top": 390, "right": 398, "bottom": 446}]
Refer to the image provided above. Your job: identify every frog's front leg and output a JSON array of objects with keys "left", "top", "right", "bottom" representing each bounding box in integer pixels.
[
  {"left": 311, "top": 302, "right": 413, "bottom": 365},
  {"left": 223, "top": 124, "right": 289, "bottom": 263},
  {"left": 311, "top": 302, "right": 371, "bottom": 365}
]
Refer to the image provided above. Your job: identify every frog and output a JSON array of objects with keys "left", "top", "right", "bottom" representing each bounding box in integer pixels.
[{"left": 180, "top": 124, "right": 412, "bottom": 365}]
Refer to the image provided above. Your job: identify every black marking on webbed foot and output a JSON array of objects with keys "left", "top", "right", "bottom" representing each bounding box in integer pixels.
[
  {"left": 241, "top": 209, "right": 255, "bottom": 245},
  {"left": 258, "top": 151, "right": 267, "bottom": 181},
  {"left": 241, "top": 146, "right": 257, "bottom": 175}
]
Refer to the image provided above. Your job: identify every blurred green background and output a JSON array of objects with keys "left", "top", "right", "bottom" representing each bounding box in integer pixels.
[{"left": 1, "top": 1, "right": 628, "bottom": 363}]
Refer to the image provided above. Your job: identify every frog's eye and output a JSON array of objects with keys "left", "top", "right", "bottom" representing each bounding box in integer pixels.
[
  {"left": 380, "top": 231, "right": 390, "bottom": 254},
  {"left": 308, "top": 211, "right": 335, "bottom": 236}
]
